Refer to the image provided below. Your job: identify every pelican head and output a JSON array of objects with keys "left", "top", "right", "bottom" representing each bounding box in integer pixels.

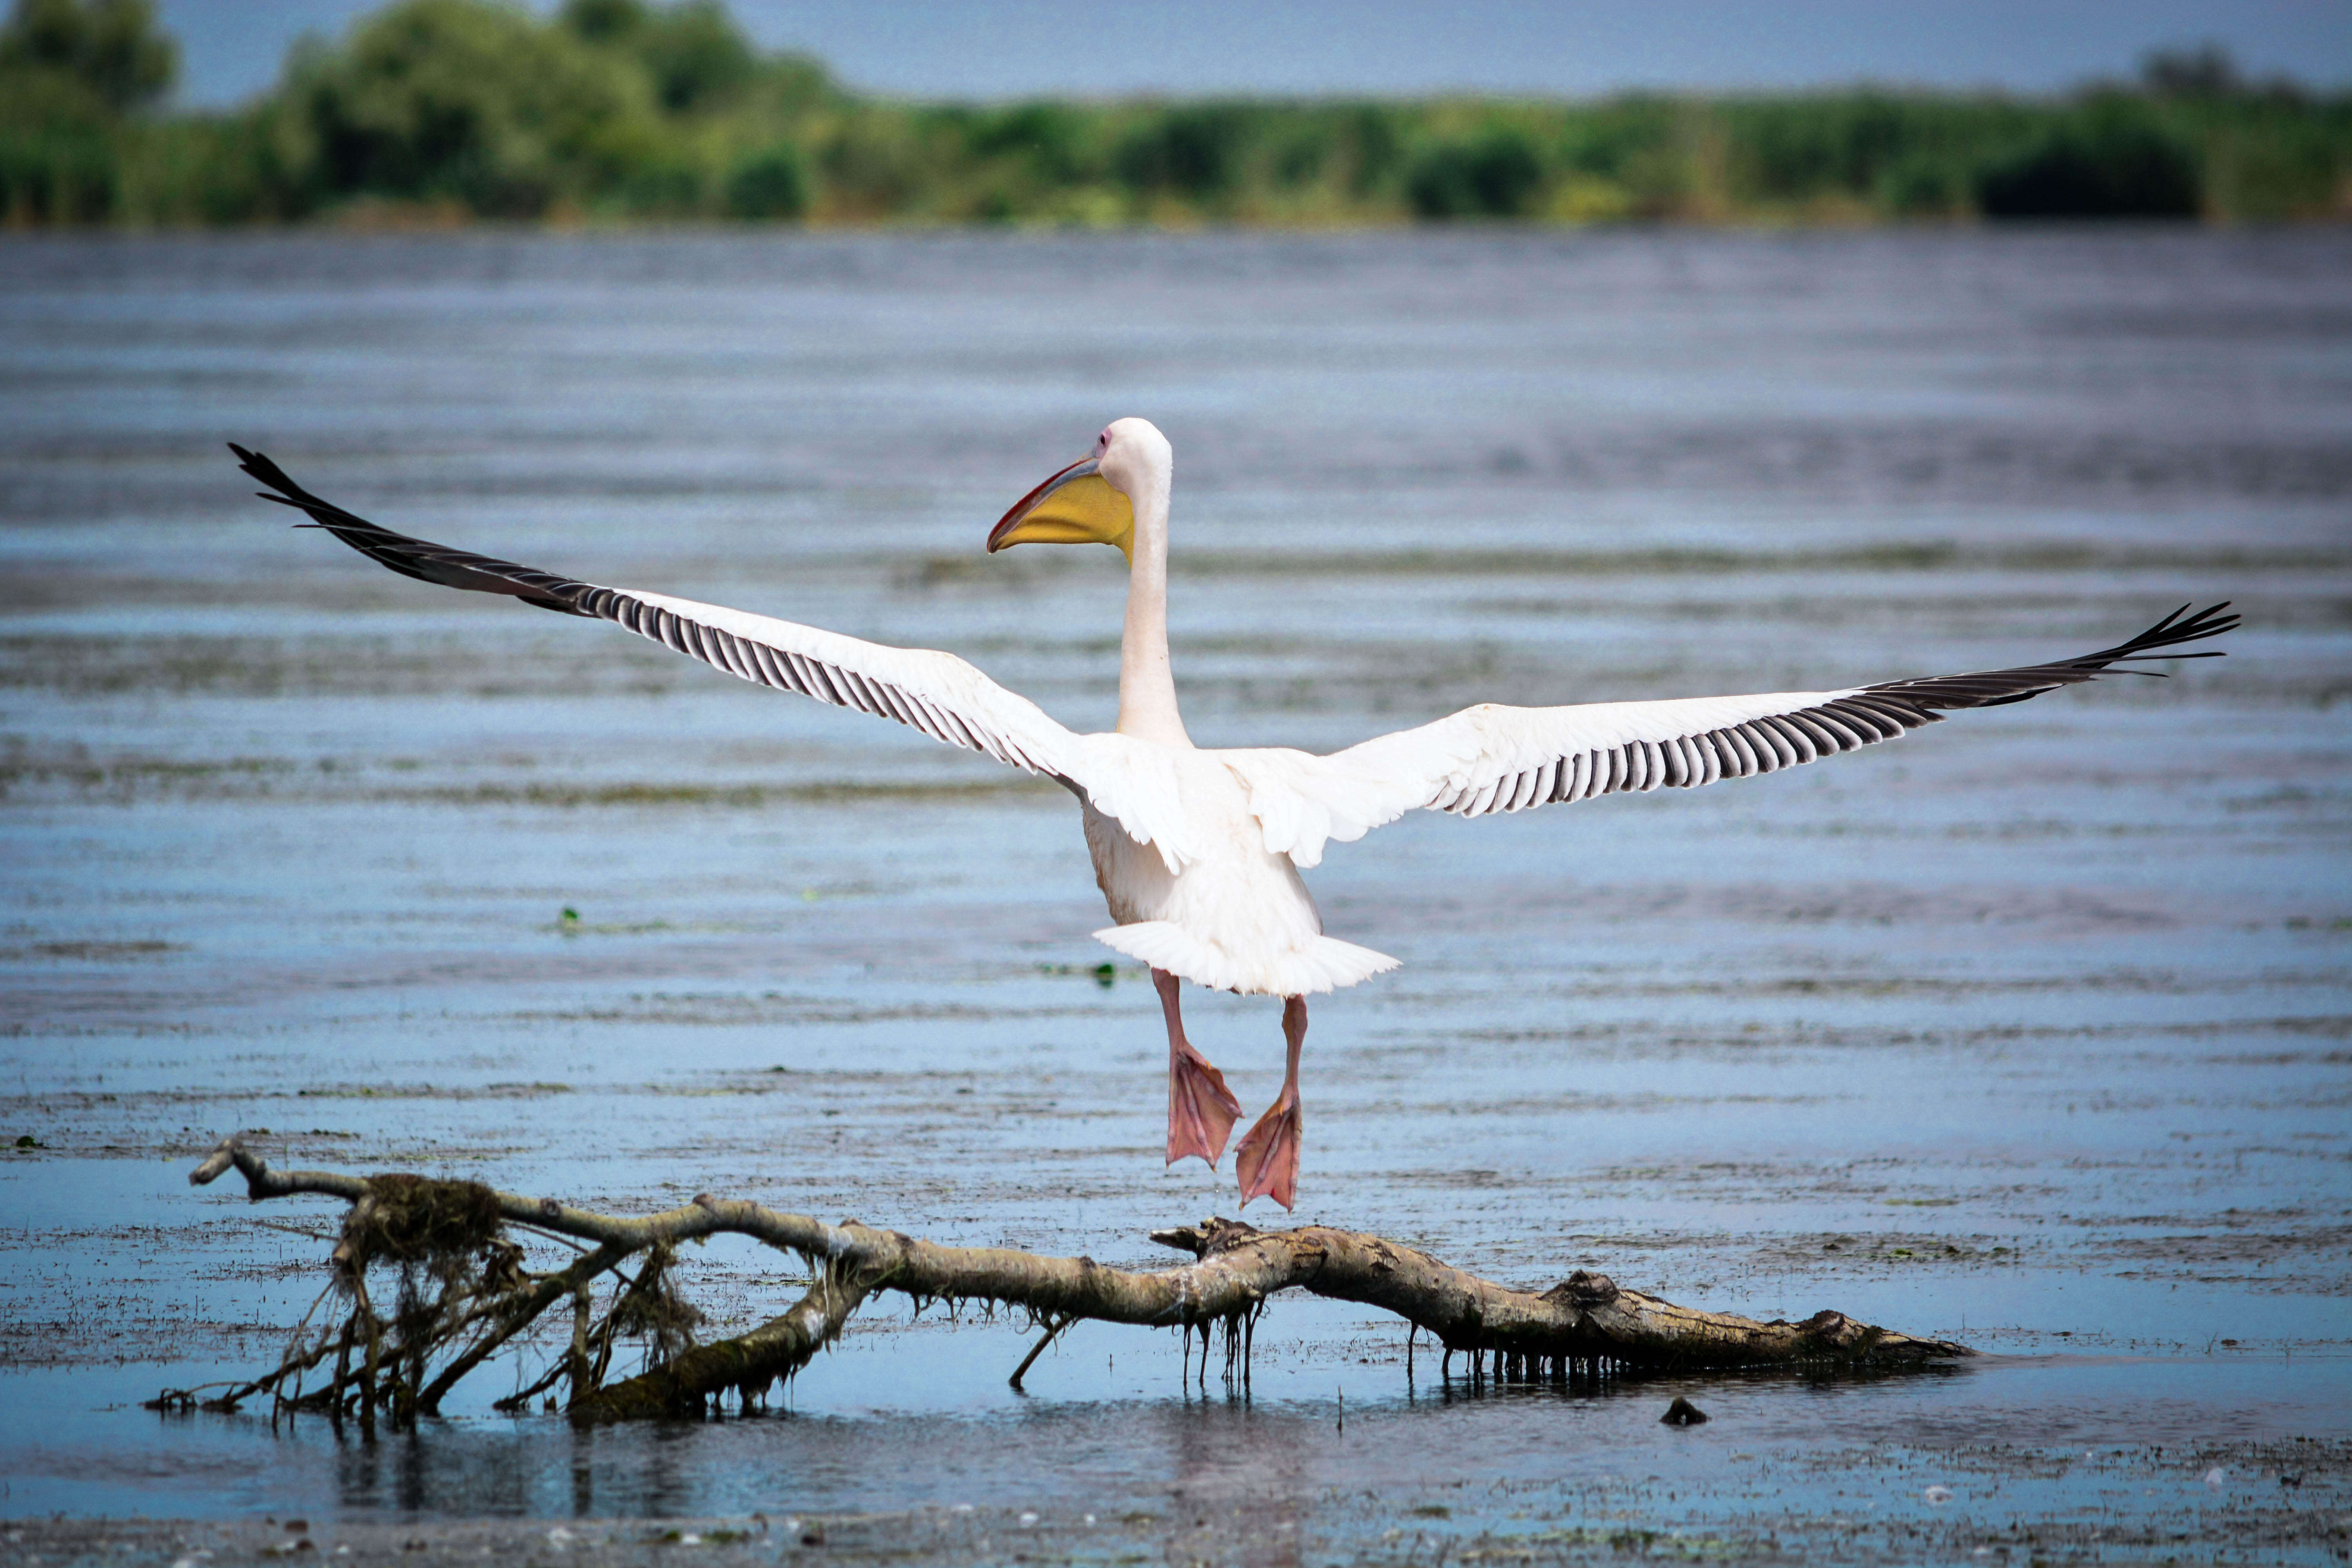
[{"left": 987, "top": 417, "right": 1169, "bottom": 564}]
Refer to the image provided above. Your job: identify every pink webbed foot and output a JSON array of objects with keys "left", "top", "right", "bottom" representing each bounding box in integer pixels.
[
  {"left": 1167, "top": 1040, "right": 1242, "bottom": 1169},
  {"left": 1235, "top": 1090, "right": 1302, "bottom": 1211}
]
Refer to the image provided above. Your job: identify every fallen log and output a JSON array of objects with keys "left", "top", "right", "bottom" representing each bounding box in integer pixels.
[{"left": 154, "top": 1132, "right": 1970, "bottom": 1425}]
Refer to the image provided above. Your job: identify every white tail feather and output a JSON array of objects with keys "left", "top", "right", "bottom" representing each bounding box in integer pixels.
[{"left": 1092, "top": 921, "right": 1399, "bottom": 996}]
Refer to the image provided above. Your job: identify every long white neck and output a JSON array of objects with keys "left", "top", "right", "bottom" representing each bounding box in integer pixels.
[{"left": 1116, "top": 459, "right": 1191, "bottom": 747}]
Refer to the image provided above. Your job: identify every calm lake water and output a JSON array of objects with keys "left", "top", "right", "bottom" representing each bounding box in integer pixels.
[{"left": 2, "top": 228, "right": 2348, "bottom": 1560}]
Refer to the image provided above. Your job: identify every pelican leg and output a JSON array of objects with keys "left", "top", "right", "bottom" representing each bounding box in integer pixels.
[
  {"left": 1236, "top": 996, "right": 1308, "bottom": 1211},
  {"left": 1157, "top": 967, "right": 1241, "bottom": 1169}
]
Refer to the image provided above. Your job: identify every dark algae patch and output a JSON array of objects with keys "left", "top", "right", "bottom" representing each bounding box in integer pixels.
[{"left": 340, "top": 1175, "right": 504, "bottom": 1271}]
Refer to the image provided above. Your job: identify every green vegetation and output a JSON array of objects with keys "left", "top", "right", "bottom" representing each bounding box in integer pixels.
[{"left": 4, "top": 1, "right": 2346, "bottom": 227}]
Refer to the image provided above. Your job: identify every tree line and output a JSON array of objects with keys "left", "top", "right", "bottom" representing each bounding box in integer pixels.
[{"left": 3, "top": 0, "right": 2346, "bottom": 228}]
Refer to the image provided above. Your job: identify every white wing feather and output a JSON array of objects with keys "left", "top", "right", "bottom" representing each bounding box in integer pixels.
[
  {"left": 623, "top": 591, "right": 1201, "bottom": 872},
  {"left": 1222, "top": 689, "right": 1876, "bottom": 868},
  {"left": 1221, "top": 599, "right": 2244, "bottom": 868}
]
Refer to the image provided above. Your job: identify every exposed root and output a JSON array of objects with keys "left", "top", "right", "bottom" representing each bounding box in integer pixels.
[{"left": 153, "top": 1132, "right": 1971, "bottom": 1425}]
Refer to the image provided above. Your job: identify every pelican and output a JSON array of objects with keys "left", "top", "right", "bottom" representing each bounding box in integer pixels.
[{"left": 231, "top": 421, "right": 2236, "bottom": 1210}]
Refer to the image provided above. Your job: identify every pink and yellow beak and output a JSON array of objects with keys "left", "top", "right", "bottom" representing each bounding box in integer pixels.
[{"left": 987, "top": 457, "right": 1135, "bottom": 563}]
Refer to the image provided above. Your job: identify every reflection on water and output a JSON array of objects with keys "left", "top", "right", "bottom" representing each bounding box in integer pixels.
[
  {"left": 11, "top": 1350, "right": 2344, "bottom": 1534},
  {"left": 0, "top": 229, "right": 2348, "bottom": 1541}
]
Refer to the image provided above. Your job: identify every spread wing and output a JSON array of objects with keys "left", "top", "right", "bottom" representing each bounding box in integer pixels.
[
  {"left": 1222, "top": 604, "right": 2238, "bottom": 868},
  {"left": 234, "top": 444, "right": 1207, "bottom": 862}
]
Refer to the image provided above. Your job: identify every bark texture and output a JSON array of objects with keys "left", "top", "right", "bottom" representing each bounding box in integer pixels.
[{"left": 156, "top": 1133, "right": 1969, "bottom": 1424}]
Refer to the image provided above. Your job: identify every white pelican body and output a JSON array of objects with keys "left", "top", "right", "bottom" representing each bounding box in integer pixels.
[
  {"left": 235, "top": 419, "right": 2234, "bottom": 1210},
  {"left": 989, "top": 418, "right": 1397, "bottom": 1001},
  {"left": 1080, "top": 759, "right": 1392, "bottom": 998}
]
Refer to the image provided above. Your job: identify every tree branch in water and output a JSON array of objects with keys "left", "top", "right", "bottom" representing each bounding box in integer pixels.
[{"left": 154, "top": 1132, "right": 1969, "bottom": 1424}]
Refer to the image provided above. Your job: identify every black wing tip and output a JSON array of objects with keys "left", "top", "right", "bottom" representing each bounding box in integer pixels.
[
  {"left": 232, "top": 448, "right": 602, "bottom": 619},
  {"left": 2102, "top": 601, "right": 2240, "bottom": 663},
  {"left": 1864, "top": 601, "right": 2241, "bottom": 712},
  {"left": 228, "top": 441, "right": 309, "bottom": 506}
]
